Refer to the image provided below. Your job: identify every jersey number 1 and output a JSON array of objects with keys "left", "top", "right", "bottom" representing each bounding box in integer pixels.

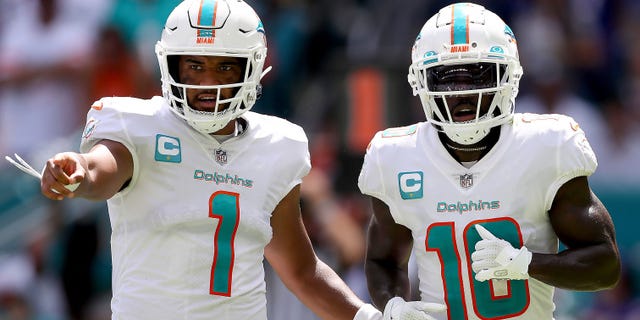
[{"left": 208, "top": 191, "right": 240, "bottom": 296}]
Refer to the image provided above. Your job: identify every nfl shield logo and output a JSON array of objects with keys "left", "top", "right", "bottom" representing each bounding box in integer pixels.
[
  {"left": 460, "top": 174, "right": 473, "bottom": 189},
  {"left": 215, "top": 149, "right": 227, "bottom": 165}
]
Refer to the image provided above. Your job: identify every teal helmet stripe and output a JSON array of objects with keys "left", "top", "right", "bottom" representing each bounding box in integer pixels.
[
  {"left": 198, "top": 0, "right": 218, "bottom": 37},
  {"left": 452, "top": 3, "right": 469, "bottom": 45}
]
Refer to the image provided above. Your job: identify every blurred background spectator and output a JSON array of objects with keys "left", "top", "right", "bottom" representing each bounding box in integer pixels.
[
  {"left": 1, "top": 0, "right": 639, "bottom": 319},
  {"left": 0, "top": 0, "right": 110, "bottom": 164}
]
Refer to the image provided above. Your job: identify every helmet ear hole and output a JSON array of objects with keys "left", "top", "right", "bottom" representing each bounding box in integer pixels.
[{"left": 255, "top": 84, "right": 263, "bottom": 100}]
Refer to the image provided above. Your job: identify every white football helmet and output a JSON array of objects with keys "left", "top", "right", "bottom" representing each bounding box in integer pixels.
[
  {"left": 408, "top": 3, "right": 523, "bottom": 145},
  {"left": 156, "top": 0, "right": 268, "bottom": 134}
]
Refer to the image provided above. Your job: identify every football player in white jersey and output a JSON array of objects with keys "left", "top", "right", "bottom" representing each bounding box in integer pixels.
[
  {"left": 35, "top": 0, "right": 382, "bottom": 319},
  {"left": 358, "top": 3, "right": 621, "bottom": 320}
]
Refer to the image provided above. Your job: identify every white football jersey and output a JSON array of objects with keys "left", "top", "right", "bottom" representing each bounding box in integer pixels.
[
  {"left": 358, "top": 113, "right": 597, "bottom": 320},
  {"left": 80, "top": 96, "right": 311, "bottom": 319}
]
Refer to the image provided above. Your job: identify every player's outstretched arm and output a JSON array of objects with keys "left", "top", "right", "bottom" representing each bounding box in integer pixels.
[
  {"left": 530, "top": 176, "right": 621, "bottom": 290},
  {"left": 41, "top": 139, "right": 133, "bottom": 201},
  {"left": 265, "top": 185, "right": 381, "bottom": 320}
]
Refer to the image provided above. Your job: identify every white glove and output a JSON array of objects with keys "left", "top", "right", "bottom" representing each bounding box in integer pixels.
[
  {"left": 471, "top": 224, "right": 532, "bottom": 282},
  {"left": 5, "top": 154, "right": 80, "bottom": 192},
  {"left": 354, "top": 303, "right": 382, "bottom": 320},
  {"left": 383, "top": 297, "right": 446, "bottom": 320}
]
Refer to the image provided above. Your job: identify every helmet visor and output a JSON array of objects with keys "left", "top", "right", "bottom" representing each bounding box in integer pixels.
[{"left": 426, "top": 62, "right": 506, "bottom": 92}]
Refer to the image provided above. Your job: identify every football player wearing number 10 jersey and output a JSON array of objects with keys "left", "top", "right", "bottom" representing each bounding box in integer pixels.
[
  {"left": 358, "top": 3, "right": 621, "bottom": 320},
  {"left": 35, "top": 0, "right": 383, "bottom": 319}
]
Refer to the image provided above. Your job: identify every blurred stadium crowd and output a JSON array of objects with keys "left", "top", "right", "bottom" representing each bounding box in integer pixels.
[{"left": 1, "top": 0, "right": 639, "bottom": 319}]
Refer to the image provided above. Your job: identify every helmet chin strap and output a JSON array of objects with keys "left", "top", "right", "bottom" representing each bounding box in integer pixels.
[
  {"left": 443, "top": 126, "right": 490, "bottom": 145},
  {"left": 260, "top": 66, "right": 272, "bottom": 79},
  {"left": 254, "top": 66, "right": 271, "bottom": 100}
]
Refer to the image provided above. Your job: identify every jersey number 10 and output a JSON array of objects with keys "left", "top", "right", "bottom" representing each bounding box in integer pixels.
[{"left": 426, "top": 218, "right": 530, "bottom": 319}]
